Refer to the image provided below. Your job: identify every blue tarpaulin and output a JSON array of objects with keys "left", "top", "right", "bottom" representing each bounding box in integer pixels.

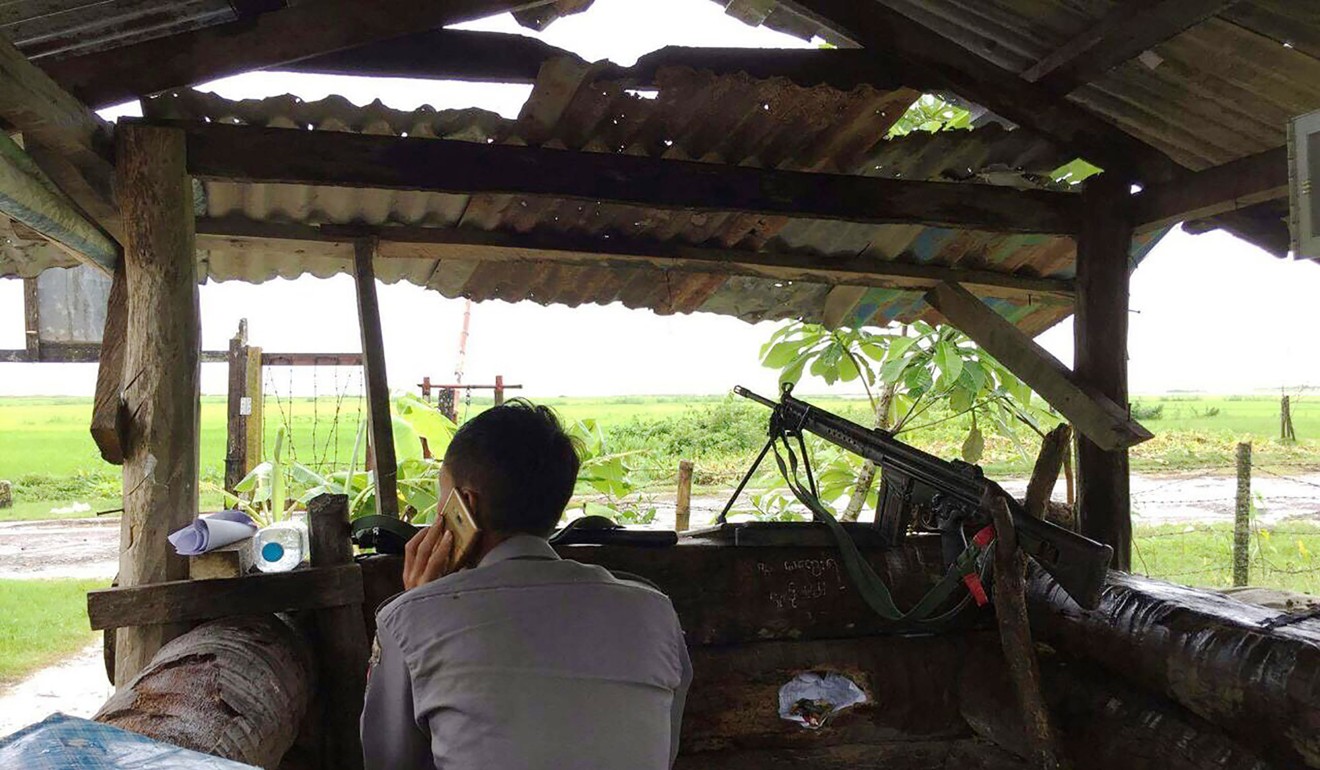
[{"left": 0, "top": 713, "right": 257, "bottom": 769}]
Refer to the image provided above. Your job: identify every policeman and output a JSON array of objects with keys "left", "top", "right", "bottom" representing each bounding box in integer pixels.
[{"left": 361, "top": 400, "right": 691, "bottom": 769}]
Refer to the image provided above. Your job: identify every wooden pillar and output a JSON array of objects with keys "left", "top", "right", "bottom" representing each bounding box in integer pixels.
[
  {"left": 420, "top": 375, "right": 432, "bottom": 402},
  {"left": 1074, "top": 173, "right": 1133, "bottom": 570},
  {"left": 224, "top": 319, "right": 249, "bottom": 492},
  {"left": 22, "top": 276, "right": 39, "bottom": 359},
  {"left": 675, "top": 460, "right": 693, "bottom": 532},
  {"left": 245, "top": 343, "right": 263, "bottom": 467},
  {"left": 494, "top": 374, "right": 505, "bottom": 406},
  {"left": 353, "top": 237, "right": 398, "bottom": 517},
  {"left": 308, "top": 493, "right": 368, "bottom": 770},
  {"left": 114, "top": 123, "right": 199, "bottom": 685}
]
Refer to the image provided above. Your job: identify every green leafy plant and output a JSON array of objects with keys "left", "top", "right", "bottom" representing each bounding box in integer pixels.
[
  {"left": 753, "top": 320, "right": 1051, "bottom": 521},
  {"left": 566, "top": 418, "right": 655, "bottom": 525}
]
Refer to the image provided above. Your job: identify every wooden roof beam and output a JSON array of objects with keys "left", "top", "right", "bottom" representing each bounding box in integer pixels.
[
  {"left": 1020, "top": 0, "right": 1237, "bottom": 95},
  {"left": 925, "top": 281, "right": 1152, "bottom": 451},
  {"left": 39, "top": 0, "right": 559, "bottom": 110},
  {"left": 171, "top": 120, "right": 1081, "bottom": 234},
  {"left": 788, "top": 0, "right": 1185, "bottom": 184},
  {"left": 1134, "top": 146, "right": 1288, "bottom": 233},
  {"left": 195, "top": 217, "right": 1074, "bottom": 301},
  {"left": 280, "top": 29, "right": 909, "bottom": 91},
  {"left": 0, "top": 31, "right": 121, "bottom": 257}
]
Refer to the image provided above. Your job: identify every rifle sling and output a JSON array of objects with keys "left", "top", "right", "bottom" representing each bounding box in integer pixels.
[{"left": 770, "top": 431, "right": 993, "bottom": 628}]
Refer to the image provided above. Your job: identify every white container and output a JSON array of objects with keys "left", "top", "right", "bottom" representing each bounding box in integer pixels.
[{"left": 254, "top": 518, "right": 309, "bottom": 573}]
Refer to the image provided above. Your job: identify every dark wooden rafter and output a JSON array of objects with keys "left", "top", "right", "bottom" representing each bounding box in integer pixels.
[
  {"left": 923, "top": 281, "right": 1150, "bottom": 452},
  {"left": 787, "top": 0, "right": 1185, "bottom": 184},
  {"left": 39, "top": 0, "right": 559, "bottom": 109},
  {"left": 169, "top": 120, "right": 1080, "bottom": 234},
  {"left": 0, "top": 31, "right": 121, "bottom": 251},
  {"left": 194, "top": 218, "right": 1074, "bottom": 302},
  {"left": 1020, "top": 0, "right": 1238, "bottom": 95},
  {"left": 1134, "top": 146, "right": 1289, "bottom": 233}
]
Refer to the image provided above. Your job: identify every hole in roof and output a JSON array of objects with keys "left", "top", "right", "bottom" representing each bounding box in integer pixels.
[
  {"left": 626, "top": 89, "right": 659, "bottom": 100},
  {"left": 1285, "top": 41, "right": 1295, "bottom": 48},
  {"left": 1130, "top": 183, "right": 1144, "bottom": 194},
  {"left": 401, "top": 131, "right": 409, "bottom": 137}
]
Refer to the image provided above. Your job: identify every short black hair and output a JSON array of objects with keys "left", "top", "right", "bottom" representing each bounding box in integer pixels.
[{"left": 442, "top": 399, "right": 580, "bottom": 537}]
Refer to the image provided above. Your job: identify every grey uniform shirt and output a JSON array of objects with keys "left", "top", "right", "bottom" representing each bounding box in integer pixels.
[{"left": 361, "top": 535, "right": 692, "bottom": 770}]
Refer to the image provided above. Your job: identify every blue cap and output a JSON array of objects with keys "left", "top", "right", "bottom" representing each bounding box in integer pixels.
[{"left": 261, "top": 541, "right": 285, "bottom": 563}]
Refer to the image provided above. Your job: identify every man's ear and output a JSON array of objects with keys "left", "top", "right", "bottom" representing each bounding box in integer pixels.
[{"left": 458, "top": 487, "right": 482, "bottom": 528}]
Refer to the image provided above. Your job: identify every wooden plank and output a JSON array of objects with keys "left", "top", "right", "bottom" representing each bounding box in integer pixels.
[
  {"left": 1073, "top": 174, "right": 1134, "bottom": 570},
  {"left": 924, "top": 282, "right": 1150, "bottom": 452},
  {"left": 87, "top": 563, "right": 364, "bottom": 631},
  {"left": 1134, "top": 146, "right": 1288, "bottom": 232},
  {"left": 1021, "top": 0, "right": 1235, "bottom": 94},
  {"left": 0, "top": 32, "right": 121, "bottom": 245},
  {"left": 41, "top": 0, "right": 556, "bottom": 109},
  {"left": 0, "top": 132, "right": 117, "bottom": 270},
  {"left": 224, "top": 320, "right": 249, "bottom": 492},
  {"left": 358, "top": 536, "right": 983, "bottom": 646},
  {"left": 307, "top": 494, "right": 367, "bottom": 770},
  {"left": 353, "top": 238, "right": 398, "bottom": 518},
  {"left": 283, "top": 28, "right": 909, "bottom": 91},
  {"left": 202, "top": 218, "right": 1075, "bottom": 301},
  {"left": 792, "top": 0, "right": 1185, "bottom": 183},
  {"left": 89, "top": 259, "right": 127, "bottom": 464},
  {"left": 114, "top": 124, "right": 199, "bottom": 685},
  {"left": 174, "top": 120, "right": 1082, "bottom": 234}
]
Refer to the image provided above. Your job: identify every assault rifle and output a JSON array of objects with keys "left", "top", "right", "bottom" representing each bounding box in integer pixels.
[{"left": 734, "top": 384, "right": 1112, "bottom": 610}]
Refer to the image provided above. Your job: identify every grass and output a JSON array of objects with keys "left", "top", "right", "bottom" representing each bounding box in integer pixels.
[
  {"left": 1133, "top": 520, "right": 1320, "bottom": 594},
  {"left": 0, "top": 579, "right": 102, "bottom": 687}
]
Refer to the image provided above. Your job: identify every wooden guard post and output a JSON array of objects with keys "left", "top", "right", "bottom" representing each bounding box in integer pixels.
[
  {"left": 1074, "top": 174, "right": 1136, "bottom": 569},
  {"left": 113, "top": 123, "right": 199, "bottom": 685},
  {"left": 354, "top": 237, "right": 399, "bottom": 517},
  {"left": 308, "top": 493, "right": 369, "bottom": 770},
  {"left": 676, "top": 460, "right": 694, "bottom": 532}
]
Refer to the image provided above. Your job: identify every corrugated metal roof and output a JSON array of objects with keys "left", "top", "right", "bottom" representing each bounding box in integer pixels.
[
  {"left": 4, "top": 60, "right": 1152, "bottom": 330},
  {"left": 110, "top": 63, "right": 1110, "bottom": 331}
]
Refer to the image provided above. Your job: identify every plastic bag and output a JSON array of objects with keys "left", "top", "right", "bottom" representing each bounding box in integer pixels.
[{"left": 0, "top": 713, "right": 258, "bottom": 769}]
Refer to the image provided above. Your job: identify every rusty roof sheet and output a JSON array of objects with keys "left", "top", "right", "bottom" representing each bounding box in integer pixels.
[
  {"left": 3, "top": 0, "right": 236, "bottom": 62},
  {"left": 5, "top": 62, "right": 1164, "bottom": 331}
]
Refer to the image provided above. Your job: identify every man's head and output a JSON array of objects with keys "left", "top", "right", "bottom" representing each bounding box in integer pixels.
[{"left": 440, "top": 399, "right": 580, "bottom": 538}]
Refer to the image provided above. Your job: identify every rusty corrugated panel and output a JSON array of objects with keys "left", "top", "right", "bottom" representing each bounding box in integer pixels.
[{"left": 4, "top": 0, "right": 234, "bottom": 61}]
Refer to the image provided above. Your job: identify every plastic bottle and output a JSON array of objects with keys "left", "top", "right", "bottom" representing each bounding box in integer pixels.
[{"left": 254, "top": 516, "right": 309, "bottom": 573}]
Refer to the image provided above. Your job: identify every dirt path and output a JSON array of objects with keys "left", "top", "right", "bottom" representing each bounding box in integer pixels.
[
  {"left": 0, "top": 640, "right": 111, "bottom": 737},
  {"left": 0, "top": 517, "right": 119, "bottom": 581}
]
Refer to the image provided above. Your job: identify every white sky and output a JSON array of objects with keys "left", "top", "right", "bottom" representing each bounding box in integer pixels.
[{"left": 0, "top": 0, "right": 1316, "bottom": 398}]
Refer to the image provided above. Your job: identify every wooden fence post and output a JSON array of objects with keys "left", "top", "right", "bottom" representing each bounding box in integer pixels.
[
  {"left": 675, "top": 460, "right": 693, "bottom": 532},
  {"left": 308, "top": 493, "right": 368, "bottom": 770},
  {"left": 1233, "top": 442, "right": 1252, "bottom": 587},
  {"left": 1281, "top": 395, "right": 1296, "bottom": 443},
  {"left": 114, "top": 123, "right": 198, "bottom": 686},
  {"left": 420, "top": 376, "right": 432, "bottom": 402},
  {"left": 494, "top": 374, "right": 505, "bottom": 406},
  {"left": 224, "top": 319, "right": 249, "bottom": 492}
]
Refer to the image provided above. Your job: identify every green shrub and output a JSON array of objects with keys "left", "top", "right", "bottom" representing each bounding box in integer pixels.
[{"left": 1132, "top": 402, "right": 1164, "bottom": 421}]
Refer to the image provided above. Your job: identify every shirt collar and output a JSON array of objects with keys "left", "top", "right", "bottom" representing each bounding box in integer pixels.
[{"left": 477, "top": 534, "right": 560, "bottom": 567}]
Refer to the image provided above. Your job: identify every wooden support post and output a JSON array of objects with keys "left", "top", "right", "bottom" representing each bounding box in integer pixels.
[
  {"left": 90, "top": 259, "right": 128, "bottom": 464},
  {"left": 353, "top": 237, "right": 398, "bottom": 517},
  {"left": 494, "top": 374, "right": 505, "bottom": 406},
  {"left": 988, "top": 495, "right": 1068, "bottom": 770},
  {"left": 1233, "top": 442, "right": 1252, "bottom": 587},
  {"left": 245, "top": 344, "right": 264, "bottom": 467},
  {"left": 1025, "top": 424, "right": 1072, "bottom": 523},
  {"left": 675, "top": 460, "right": 694, "bottom": 532},
  {"left": 1281, "top": 394, "right": 1296, "bottom": 442},
  {"left": 308, "top": 493, "right": 368, "bottom": 770},
  {"left": 114, "top": 123, "right": 199, "bottom": 686},
  {"left": 225, "top": 319, "right": 250, "bottom": 492},
  {"left": 22, "top": 277, "right": 39, "bottom": 360},
  {"left": 1074, "top": 174, "right": 1135, "bottom": 570},
  {"left": 420, "top": 375, "right": 432, "bottom": 402}
]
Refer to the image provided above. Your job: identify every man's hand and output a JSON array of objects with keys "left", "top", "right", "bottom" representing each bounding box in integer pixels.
[{"left": 403, "top": 525, "right": 455, "bottom": 591}]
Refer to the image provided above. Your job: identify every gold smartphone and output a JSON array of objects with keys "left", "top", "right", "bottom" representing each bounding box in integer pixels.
[{"left": 438, "top": 488, "right": 481, "bottom": 570}]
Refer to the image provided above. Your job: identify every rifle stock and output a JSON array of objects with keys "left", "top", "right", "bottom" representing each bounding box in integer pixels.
[{"left": 735, "top": 384, "right": 1111, "bottom": 609}]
